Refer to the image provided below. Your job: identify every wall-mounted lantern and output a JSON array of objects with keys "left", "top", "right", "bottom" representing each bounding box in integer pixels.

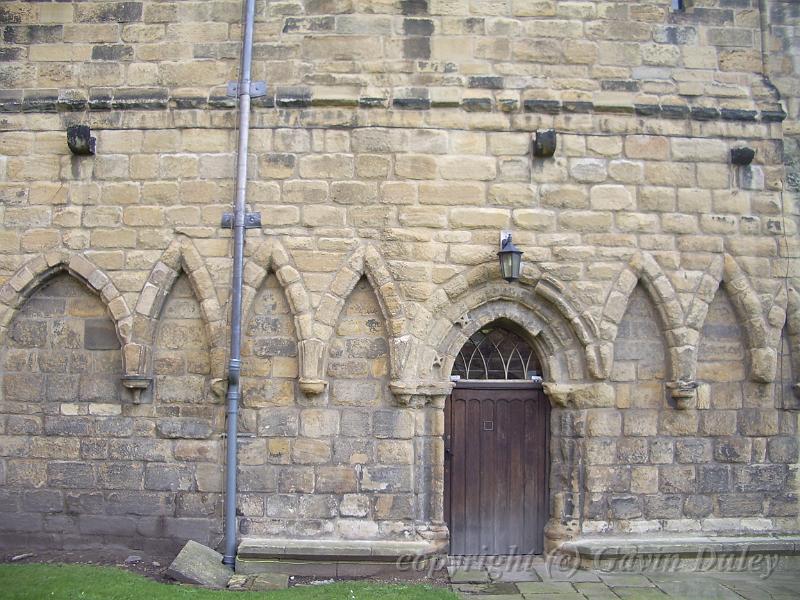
[{"left": 498, "top": 231, "right": 523, "bottom": 283}]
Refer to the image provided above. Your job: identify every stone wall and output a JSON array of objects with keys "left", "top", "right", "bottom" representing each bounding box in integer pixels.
[
  {"left": 0, "top": 0, "right": 787, "bottom": 115},
  {"left": 0, "top": 0, "right": 798, "bottom": 554},
  {"left": 766, "top": 0, "right": 800, "bottom": 222},
  {"left": 0, "top": 273, "right": 223, "bottom": 553},
  {"left": 581, "top": 284, "right": 798, "bottom": 536}
]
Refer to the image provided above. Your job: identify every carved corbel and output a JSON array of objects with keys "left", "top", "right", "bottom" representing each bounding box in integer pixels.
[
  {"left": 121, "top": 375, "right": 151, "bottom": 404},
  {"left": 667, "top": 379, "right": 699, "bottom": 409},
  {"left": 389, "top": 380, "right": 455, "bottom": 407},
  {"left": 121, "top": 343, "right": 152, "bottom": 404},
  {"left": 300, "top": 379, "right": 327, "bottom": 395},
  {"left": 455, "top": 313, "right": 470, "bottom": 327},
  {"left": 298, "top": 339, "right": 327, "bottom": 395}
]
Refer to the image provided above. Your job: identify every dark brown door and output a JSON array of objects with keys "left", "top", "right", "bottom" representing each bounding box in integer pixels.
[{"left": 445, "top": 381, "right": 548, "bottom": 555}]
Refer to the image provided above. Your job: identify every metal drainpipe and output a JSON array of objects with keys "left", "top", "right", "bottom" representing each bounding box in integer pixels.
[
  {"left": 758, "top": 0, "right": 770, "bottom": 77},
  {"left": 223, "top": 0, "right": 257, "bottom": 568}
]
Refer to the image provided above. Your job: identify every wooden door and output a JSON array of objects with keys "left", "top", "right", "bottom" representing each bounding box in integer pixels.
[{"left": 444, "top": 381, "right": 548, "bottom": 555}]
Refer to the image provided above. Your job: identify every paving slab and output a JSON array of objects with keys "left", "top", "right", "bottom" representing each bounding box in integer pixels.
[
  {"left": 250, "top": 573, "right": 289, "bottom": 590},
  {"left": 165, "top": 540, "right": 233, "bottom": 589},
  {"left": 612, "top": 588, "right": 667, "bottom": 599},
  {"left": 449, "top": 567, "right": 492, "bottom": 583},
  {"left": 447, "top": 555, "right": 800, "bottom": 600},
  {"left": 492, "top": 570, "right": 542, "bottom": 582},
  {"left": 455, "top": 582, "right": 520, "bottom": 594},
  {"left": 519, "top": 594, "right": 585, "bottom": 600},
  {"left": 653, "top": 580, "right": 743, "bottom": 600},
  {"left": 600, "top": 574, "right": 656, "bottom": 588},
  {"left": 516, "top": 581, "right": 576, "bottom": 594},
  {"left": 226, "top": 573, "right": 289, "bottom": 591},
  {"left": 573, "top": 582, "right": 622, "bottom": 599},
  {"left": 534, "top": 564, "right": 601, "bottom": 582}
]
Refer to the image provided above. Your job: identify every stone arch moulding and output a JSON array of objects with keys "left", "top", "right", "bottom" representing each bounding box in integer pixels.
[
  {"left": 782, "top": 286, "right": 800, "bottom": 400},
  {"left": 414, "top": 279, "right": 615, "bottom": 410},
  {"left": 240, "top": 238, "right": 317, "bottom": 393},
  {"left": 131, "top": 237, "right": 226, "bottom": 400},
  {"left": 314, "top": 244, "right": 409, "bottom": 398},
  {"left": 419, "top": 260, "right": 606, "bottom": 379},
  {"left": 689, "top": 254, "right": 775, "bottom": 385},
  {"left": 600, "top": 252, "right": 688, "bottom": 400},
  {"left": 0, "top": 249, "right": 134, "bottom": 386}
]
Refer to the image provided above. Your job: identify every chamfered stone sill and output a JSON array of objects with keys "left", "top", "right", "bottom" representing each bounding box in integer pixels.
[
  {"left": 237, "top": 538, "right": 444, "bottom": 561},
  {"left": 562, "top": 534, "right": 800, "bottom": 557}
]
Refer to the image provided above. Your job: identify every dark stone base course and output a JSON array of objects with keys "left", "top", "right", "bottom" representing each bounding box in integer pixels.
[{"left": 0, "top": 513, "right": 220, "bottom": 557}]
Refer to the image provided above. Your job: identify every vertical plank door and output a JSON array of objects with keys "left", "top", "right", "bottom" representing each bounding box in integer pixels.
[{"left": 445, "top": 382, "right": 548, "bottom": 555}]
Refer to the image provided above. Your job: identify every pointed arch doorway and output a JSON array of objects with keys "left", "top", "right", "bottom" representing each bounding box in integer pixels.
[{"left": 444, "top": 321, "right": 549, "bottom": 555}]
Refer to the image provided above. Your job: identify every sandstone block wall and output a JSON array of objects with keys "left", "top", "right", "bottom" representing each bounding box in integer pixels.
[{"left": 0, "top": 0, "right": 798, "bottom": 554}]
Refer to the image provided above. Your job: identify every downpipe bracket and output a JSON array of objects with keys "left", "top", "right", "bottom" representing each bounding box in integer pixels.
[
  {"left": 226, "top": 81, "right": 267, "bottom": 97},
  {"left": 221, "top": 212, "right": 262, "bottom": 229}
]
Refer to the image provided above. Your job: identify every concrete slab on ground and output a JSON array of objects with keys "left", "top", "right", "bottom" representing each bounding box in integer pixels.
[{"left": 165, "top": 540, "right": 232, "bottom": 589}]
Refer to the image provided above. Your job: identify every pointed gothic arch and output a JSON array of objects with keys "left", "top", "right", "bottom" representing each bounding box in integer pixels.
[
  {"left": 241, "top": 239, "right": 312, "bottom": 338},
  {"left": 312, "top": 245, "right": 407, "bottom": 390},
  {"left": 601, "top": 252, "right": 684, "bottom": 342},
  {"left": 318, "top": 245, "right": 406, "bottom": 338},
  {"left": 133, "top": 237, "right": 226, "bottom": 384},
  {"left": 690, "top": 254, "right": 775, "bottom": 383},
  {"left": 240, "top": 239, "right": 317, "bottom": 392},
  {"left": 600, "top": 252, "right": 682, "bottom": 382},
  {"left": 0, "top": 250, "right": 134, "bottom": 373}
]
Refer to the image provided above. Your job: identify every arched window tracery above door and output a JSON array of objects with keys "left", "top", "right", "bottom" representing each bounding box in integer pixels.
[{"left": 452, "top": 323, "right": 541, "bottom": 380}]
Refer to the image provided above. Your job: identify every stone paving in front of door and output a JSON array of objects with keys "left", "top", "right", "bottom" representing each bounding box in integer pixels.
[{"left": 447, "top": 559, "right": 800, "bottom": 599}]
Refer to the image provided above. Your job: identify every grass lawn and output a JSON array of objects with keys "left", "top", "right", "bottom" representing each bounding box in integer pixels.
[{"left": 0, "top": 564, "right": 458, "bottom": 600}]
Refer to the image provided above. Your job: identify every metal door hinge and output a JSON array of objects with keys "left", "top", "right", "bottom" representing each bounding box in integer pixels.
[
  {"left": 221, "top": 212, "right": 262, "bottom": 229},
  {"left": 227, "top": 81, "right": 267, "bottom": 98}
]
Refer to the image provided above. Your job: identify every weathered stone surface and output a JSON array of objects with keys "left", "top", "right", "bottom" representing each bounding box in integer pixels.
[
  {"left": 1, "top": 0, "right": 798, "bottom": 555},
  {"left": 157, "top": 418, "right": 213, "bottom": 440},
  {"left": 166, "top": 540, "right": 232, "bottom": 589}
]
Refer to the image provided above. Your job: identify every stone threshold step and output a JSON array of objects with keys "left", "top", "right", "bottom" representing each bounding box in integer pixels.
[
  {"left": 563, "top": 534, "right": 800, "bottom": 557},
  {"left": 238, "top": 537, "right": 444, "bottom": 561},
  {"left": 236, "top": 538, "right": 447, "bottom": 577}
]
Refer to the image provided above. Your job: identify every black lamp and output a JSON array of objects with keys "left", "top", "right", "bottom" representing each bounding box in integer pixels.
[{"left": 498, "top": 233, "right": 523, "bottom": 282}]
